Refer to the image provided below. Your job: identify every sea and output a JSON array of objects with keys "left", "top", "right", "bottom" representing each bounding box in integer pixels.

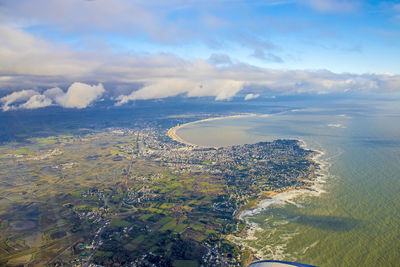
[{"left": 175, "top": 95, "right": 400, "bottom": 266}]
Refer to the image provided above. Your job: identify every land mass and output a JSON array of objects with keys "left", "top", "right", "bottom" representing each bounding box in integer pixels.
[{"left": 0, "top": 116, "right": 320, "bottom": 266}]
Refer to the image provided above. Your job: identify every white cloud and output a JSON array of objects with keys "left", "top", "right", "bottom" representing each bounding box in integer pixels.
[
  {"left": 213, "top": 81, "right": 243, "bottom": 100},
  {"left": 116, "top": 79, "right": 193, "bottom": 104},
  {"left": 0, "top": 82, "right": 105, "bottom": 111},
  {"left": 327, "top": 123, "right": 345, "bottom": 128},
  {"left": 0, "top": 0, "right": 189, "bottom": 44},
  {"left": 116, "top": 79, "right": 244, "bottom": 104},
  {"left": 0, "top": 25, "right": 400, "bottom": 110},
  {"left": 43, "top": 87, "right": 64, "bottom": 99},
  {"left": 377, "top": 74, "right": 400, "bottom": 91},
  {"left": 0, "top": 89, "right": 38, "bottom": 111},
  {"left": 19, "top": 94, "right": 52, "bottom": 109},
  {"left": 244, "top": 93, "right": 260, "bottom": 100},
  {"left": 55, "top": 82, "right": 105, "bottom": 109},
  {"left": 0, "top": 26, "right": 97, "bottom": 77}
]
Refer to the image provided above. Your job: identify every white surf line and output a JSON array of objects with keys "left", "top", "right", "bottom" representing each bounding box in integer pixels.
[
  {"left": 232, "top": 140, "right": 332, "bottom": 260},
  {"left": 168, "top": 113, "right": 332, "bottom": 260}
]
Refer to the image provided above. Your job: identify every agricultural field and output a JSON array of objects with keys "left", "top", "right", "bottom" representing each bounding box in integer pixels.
[{"left": 0, "top": 125, "right": 317, "bottom": 266}]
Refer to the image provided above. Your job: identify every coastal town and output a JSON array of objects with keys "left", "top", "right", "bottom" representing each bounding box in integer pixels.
[{"left": 0, "top": 119, "right": 320, "bottom": 266}]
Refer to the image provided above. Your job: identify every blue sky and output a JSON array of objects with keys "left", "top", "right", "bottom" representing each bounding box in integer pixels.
[
  {"left": 15, "top": 0, "right": 400, "bottom": 73},
  {"left": 0, "top": 0, "right": 400, "bottom": 110}
]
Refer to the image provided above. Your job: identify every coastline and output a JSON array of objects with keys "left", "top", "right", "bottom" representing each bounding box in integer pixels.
[
  {"left": 233, "top": 141, "right": 329, "bottom": 260},
  {"left": 167, "top": 115, "right": 329, "bottom": 260},
  {"left": 167, "top": 113, "right": 258, "bottom": 147},
  {"left": 238, "top": 144, "right": 327, "bottom": 220},
  {"left": 167, "top": 114, "right": 328, "bottom": 219}
]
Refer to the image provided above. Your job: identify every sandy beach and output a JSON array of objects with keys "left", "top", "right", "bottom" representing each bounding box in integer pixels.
[
  {"left": 167, "top": 115, "right": 328, "bottom": 221},
  {"left": 231, "top": 141, "right": 329, "bottom": 260},
  {"left": 167, "top": 114, "right": 330, "bottom": 259},
  {"left": 240, "top": 140, "right": 328, "bottom": 219},
  {"left": 167, "top": 113, "right": 258, "bottom": 147}
]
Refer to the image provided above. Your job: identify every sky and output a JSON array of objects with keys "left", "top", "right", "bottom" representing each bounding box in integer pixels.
[{"left": 0, "top": 0, "right": 400, "bottom": 111}]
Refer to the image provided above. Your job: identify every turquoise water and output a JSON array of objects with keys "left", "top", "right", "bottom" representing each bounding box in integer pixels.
[{"left": 177, "top": 100, "right": 400, "bottom": 266}]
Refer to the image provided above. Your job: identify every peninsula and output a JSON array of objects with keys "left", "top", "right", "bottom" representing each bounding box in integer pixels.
[{"left": 0, "top": 117, "right": 320, "bottom": 266}]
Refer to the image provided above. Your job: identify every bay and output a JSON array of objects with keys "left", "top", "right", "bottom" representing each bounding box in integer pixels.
[{"left": 176, "top": 98, "right": 400, "bottom": 266}]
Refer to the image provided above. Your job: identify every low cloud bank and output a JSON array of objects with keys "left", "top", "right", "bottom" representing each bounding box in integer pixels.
[
  {"left": 114, "top": 71, "right": 400, "bottom": 105},
  {"left": 1, "top": 25, "right": 400, "bottom": 110},
  {"left": 0, "top": 82, "right": 104, "bottom": 111},
  {"left": 116, "top": 79, "right": 243, "bottom": 105},
  {"left": 3, "top": 71, "right": 400, "bottom": 111}
]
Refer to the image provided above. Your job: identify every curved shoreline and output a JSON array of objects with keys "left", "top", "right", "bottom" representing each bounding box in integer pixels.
[
  {"left": 233, "top": 140, "right": 329, "bottom": 260},
  {"left": 238, "top": 144, "right": 327, "bottom": 220},
  {"left": 167, "top": 113, "right": 259, "bottom": 147},
  {"left": 167, "top": 114, "right": 329, "bottom": 260},
  {"left": 167, "top": 116, "right": 328, "bottom": 220}
]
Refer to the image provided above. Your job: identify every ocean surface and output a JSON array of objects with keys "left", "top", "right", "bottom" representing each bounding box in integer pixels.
[{"left": 176, "top": 97, "right": 400, "bottom": 266}]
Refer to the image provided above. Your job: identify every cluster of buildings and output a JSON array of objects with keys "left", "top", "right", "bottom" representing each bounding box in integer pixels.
[{"left": 137, "top": 133, "right": 317, "bottom": 198}]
